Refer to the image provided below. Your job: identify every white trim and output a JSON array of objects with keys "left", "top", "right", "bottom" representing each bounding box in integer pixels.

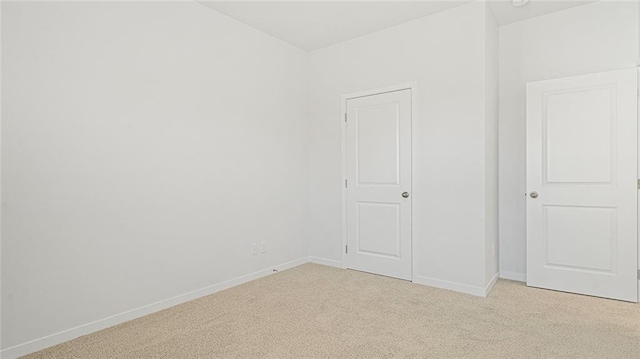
[
  {"left": 484, "top": 272, "right": 500, "bottom": 296},
  {"left": 414, "top": 275, "right": 493, "bottom": 298},
  {"left": 308, "top": 256, "right": 343, "bottom": 268},
  {"left": 409, "top": 84, "right": 418, "bottom": 286},
  {"left": 500, "top": 271, "right": 527, "bottom": 282},
  {"left": 340, "top": 82, "right": 418, "bottom": 280},
  {"left": 341, "top": 83, "right": 416, "bottom": 100},
  {"left": 341, "top": 92, "right": 348, "bottom": 269},
  {"left": 0, "top": 257, "right": 309, "bottom": 359}
]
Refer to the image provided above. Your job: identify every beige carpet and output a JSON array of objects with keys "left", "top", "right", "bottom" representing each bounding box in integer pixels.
[{"left": 22, "top": 263, "right": 640, "bottom": 359}]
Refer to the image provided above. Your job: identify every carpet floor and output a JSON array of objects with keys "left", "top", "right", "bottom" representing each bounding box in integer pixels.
[{"left": 21, "top": 263, "right": 640, "bottom": 358}]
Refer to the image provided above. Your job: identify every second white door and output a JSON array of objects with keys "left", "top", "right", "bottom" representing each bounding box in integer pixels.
[
  {"left": 526, "top": 68, "right": 638, "bottom": 302},
  {"left": 346, "top": 89, "right": 412, "bottom": 280}
]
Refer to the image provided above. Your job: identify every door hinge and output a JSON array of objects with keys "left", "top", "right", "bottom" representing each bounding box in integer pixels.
[
  {"left": 344, "top": 113, "right": 347, "bottom": 122},
  {"left": 345, "top": 179, "right": 347, "bottom": 188},
  {"left": 637, "top": 179, "right": 640, "bottom": 189},
  {"left": 345, "top": 245, "right": 348, "bottom": 254},
  {"left": 637, "top": 269, "right": 640, "bottom": 280}
]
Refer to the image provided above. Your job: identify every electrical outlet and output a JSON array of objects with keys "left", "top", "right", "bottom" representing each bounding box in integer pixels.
[
  {"left": 260, "top": 241, "right": 268, "bottom": 254},
  {"left": 251, "top": 243, "right": 258, "bottom": 256}
]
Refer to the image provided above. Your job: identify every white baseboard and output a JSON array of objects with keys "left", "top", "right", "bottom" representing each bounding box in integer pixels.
[
  {"left": 0, "top": 257, "right": 309, "bottom": 359},
  {"left": 308, "top": 256, "right": 343, "bottom": 268},
  {"left": 413, "top": 275, "right": 492, "bottom": 298},
  {"left": 309, "top": 258, "right": 498, "bottom": 298},
  {"left": 484, "top": 272, "right": 499, "bottom": 297},
  {"left": 500, "top": 271, "right": 527, "bottom": 282}
]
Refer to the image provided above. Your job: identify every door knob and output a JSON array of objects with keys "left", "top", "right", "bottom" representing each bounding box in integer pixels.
[
  {"left": 402, "top": 192, "right": 410, "bottom": 198},
  {"left": 530, "top": 192, "right": 538, "bottom": 199}
]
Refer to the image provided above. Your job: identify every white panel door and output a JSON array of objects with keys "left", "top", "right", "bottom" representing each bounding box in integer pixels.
[
  {"left": 527, "top": 68, "right": 638, "bottom": 302},
  {"left": 346, "top": 89, "right": 412, "bottom": 280}
]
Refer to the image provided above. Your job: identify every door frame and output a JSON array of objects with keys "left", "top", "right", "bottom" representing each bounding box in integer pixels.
[{"left": 340, "top": 82, "right": 417, "bottom": 282}]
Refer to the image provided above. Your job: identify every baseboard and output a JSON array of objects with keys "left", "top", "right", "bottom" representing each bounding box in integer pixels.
[
  {"left": 413, "top": 275, "right": 489, "bottom": 297},
  {"left": 0, "top": 257, "right": 309, "bottom": 359},
  {"left": 308, "top": 256, "right": 343, "bottom": 268},
  {"left": 499, "top": 270, "right": 526, "bottom": 282},
  {"left": 484, "top": 272, "right": 499, "bottom": 297}
]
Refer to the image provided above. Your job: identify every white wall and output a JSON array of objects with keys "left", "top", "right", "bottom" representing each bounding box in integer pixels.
[
  {"left": 1, "top": 1, "right": 308, "bottom": 352},
  {"left": 498, "top": 0, "right": 639, "bottom": 280},
  {"left": 484, "top": 7, "right": 499, "bottom": 286},
  {"left": 307, "top": 1, "right": 498, "bottom": 292}
]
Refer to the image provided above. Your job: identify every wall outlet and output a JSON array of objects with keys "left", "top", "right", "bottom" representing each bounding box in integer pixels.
[
  {"left": 260, "top": 241, "right": 268, "bottom": 254},
  {"left": 251, "top": 243, "right": 258, "bottom": 256}
]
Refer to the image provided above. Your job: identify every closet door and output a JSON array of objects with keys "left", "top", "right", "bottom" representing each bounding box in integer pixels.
[{"left": 345, "top": 89, "right": 412, "bottom": 280}]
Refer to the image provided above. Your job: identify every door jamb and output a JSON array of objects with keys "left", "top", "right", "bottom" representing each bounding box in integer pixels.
[{"left": 340, "top": 82, "right": 417, "bottom": 282}]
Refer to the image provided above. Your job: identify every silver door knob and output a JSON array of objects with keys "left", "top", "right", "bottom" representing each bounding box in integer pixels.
[
  {"left": 402, "top": 192, "right": 410, "bottom": 198},
  {"left": 530, "top": 192, "right": 538, "bottom": 199}
]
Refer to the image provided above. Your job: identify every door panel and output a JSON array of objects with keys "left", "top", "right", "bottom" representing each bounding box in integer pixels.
[
  {"left": 346, "top": 89, "right": 412, "bottom": 280},
  {"left": 527, "top": 68, "right": 638, "bottom": 302},
  {"left": 357, "top": 202, "right": 401, "bottom": 258},
  {"left": 544, "top": 205, "right": 615, "bottom": 272},
  {"left": 356, "top": 103, "right": 400, "bottom": 185},
  {"left": 545, "top": 87, "right": 614, "bottom": 184}
]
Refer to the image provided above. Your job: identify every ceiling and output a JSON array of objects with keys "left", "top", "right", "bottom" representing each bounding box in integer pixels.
[{"left": 199, "top": 1, "right": 600, "bottom": 51}]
